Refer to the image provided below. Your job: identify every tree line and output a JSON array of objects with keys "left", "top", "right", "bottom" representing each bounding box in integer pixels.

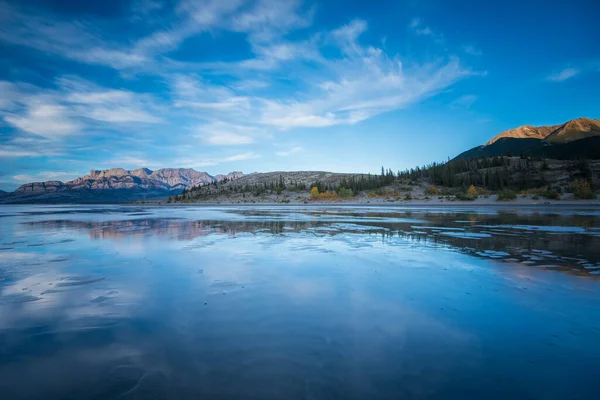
[{"left": 169, "top": 156, "right": 596, "bottom": 202}]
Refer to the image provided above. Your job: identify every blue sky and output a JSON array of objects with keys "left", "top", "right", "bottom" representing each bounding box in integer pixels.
[{"left": 0, "top": 0, "right": 599, "bottom": 190}]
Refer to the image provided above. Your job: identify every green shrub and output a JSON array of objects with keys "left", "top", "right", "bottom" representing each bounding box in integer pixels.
[
  {"left": 337, "top": 187, "right": 354, "bottom": 198},
  {"left": 425, "top": 186, "right": 439, "bottom": 196},
  {"left": 571, "top": 180, "right": 596, "bottom": 199},
  {"left": 497, "top": 189, "right": 517, "bottom": 201},
  {"left": 455, "top": 193, "right": 475, "bottom": 201},
  {"left": 541, "top": 190, "right": 559, "bottom": 200}
]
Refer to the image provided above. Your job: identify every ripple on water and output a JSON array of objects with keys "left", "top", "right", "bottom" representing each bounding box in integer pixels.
[
  {"left": 55, "top": 276, "right": 105, "bottom": 287},
  {"left": 440, "top": 232, "right": 492, "bottom": 239}
]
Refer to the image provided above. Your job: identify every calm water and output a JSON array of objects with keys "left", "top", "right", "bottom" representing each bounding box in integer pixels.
[{"left": 1, "top": 205, "right": 600, "bottom": 399}]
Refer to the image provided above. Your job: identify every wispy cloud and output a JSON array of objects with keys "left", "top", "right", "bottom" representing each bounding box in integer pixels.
[
  {"left": 60, "top": 78, "right": 163, "bottom": 124},
  {"left": 275, "top": 146, "right": 304, "bottom": 157},
  {"left": 0, "top": 136, "right": 66, "bottom": 158},
  {"left": 546, "top": 67, "right": 581, "bottom": 82},
  {"left": 0, "top": 0, "right": 480, "bottom": 182},
  {"left": 450, "top": 94, "right": 478, "bottom": 108},
  {"left": 196, "top": 122, "right": 261, "bottom": 146},
  {"left": 12, "top": 171, "right": 81, "bottom": 183},
  {"left": 545, "top": 58, "right": 600, "bottom": 83},
  {"left": 0, "top": 77, "right": 163, "bottom": 147},
  {"left": 172, "top": 19, "right": 476, "bottom": 131},
  {"left": 409, "top": 18, "right": 444, "bottom": 43},
  {"left": 100, "top": 156, "right": 161, "bottom": 168},
  {"left": 4, "top": 102, "right": 82, "bottom": 138},
  {"left": 169, "top": 152, "right": 262, "bottom": 169},
  {"left": 224, "top": 152, "right": 261, "bottom": 162}
]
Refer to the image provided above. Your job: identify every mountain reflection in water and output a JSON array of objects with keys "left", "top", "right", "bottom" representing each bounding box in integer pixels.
[{"left": 21, "top": 207, "right": 600, "bottom": 276}]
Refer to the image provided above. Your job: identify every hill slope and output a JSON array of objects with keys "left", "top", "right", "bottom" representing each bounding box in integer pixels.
[
  {"left": 457, "top": 118, "right": 600, "bottom": 160},
  {"left": 456, "top": 136, "right": 600, "bottom": 160}
]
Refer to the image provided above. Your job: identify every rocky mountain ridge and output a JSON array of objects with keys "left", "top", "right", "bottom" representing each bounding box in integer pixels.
[
  {"left": 485, "top": 117, "right": 600, "bottom": 145},
  {"left": 3, "top": 168, "right": 243, "bottom": 203},
  {"left": 456, "top": 117, "right": 600, "bottom": 160}
]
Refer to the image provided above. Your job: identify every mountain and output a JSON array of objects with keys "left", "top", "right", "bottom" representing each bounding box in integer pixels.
[
  {"left": 214, "top": 171, "right": 244, "bottom": 182},
  {"left": 456, "top": 136, "right": 600, "bottom": 160},
  {"left": 545, "top": 118, "right": 600, "bottom": 143},
  {"left": 485, "top": 118, "right": 600, "bottom": 145},
  {"left": 485, "top": 124, "right": 558, "bottom": 145},
  {"left": 1, "top": 168, "right": 243, "bottom": 204},
  {"left": 456, "top": 117, "right": 600, "bottom": 160}
]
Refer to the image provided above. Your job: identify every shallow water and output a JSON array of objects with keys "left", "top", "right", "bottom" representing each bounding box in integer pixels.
[{"left": 1, "top": 204, "right": 599, "bottom": 399}]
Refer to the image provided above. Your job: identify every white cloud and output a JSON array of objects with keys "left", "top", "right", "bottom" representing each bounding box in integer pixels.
[
  {"left": 232, "top": 80, "right": 270, "bottom": 91},
  {"left": 0, "top": 2, "right": 147, "bottom": 71},
  {"left": 0, "top": 0, "right": 480, "bottom": 172},
  {"left": 0, "top": 77, "right": 163, "bottom": 143},
  {"left": 165, "top": 152, "right": 261, "bottom": 169},
  {"left": 4, "top": 102, "right": 82, "bottom": 138},
  {"left": 205, "top": 134, "right": 253, "bottom": 146},
  {"left": 170, "top": 19, "right": 476, "bottom": 132},
  {"left": 451, "top": 94, "right": 478, "bottom": 108},
  {"left": 171, "top": 74, "right": 253, "bottom": 117},
  {"left": 59, "top": 77, "right": 163, "bottom": 124},
  {"left": 252, "top": 22, "right": 474, "bottom": 129},
  {"left": 331, "top": 19, "right": 368, "bottom": 54},
  {"left": 275, "top": 146, "right": 303, "bottom": 157},
  {"left": 546, "top": 67, "right": 581, "bottom": 82},
  {"left": 0, "top": 136, "right": 66, "bottom": 158},
  {"left": 203, "top": 127, "right": 256, "bottom": 145},
  {"left": 238, "top": 40, "right": 321, "bottom": 70},
  {"left": 230, "top": 0, "right": 313, "bottom": 42},
  {"left": 12, "top": 171, "right": 81, "bottom": 183},
  {"left": 0, "top": 149, "right": 44, "bottom": 157},
  {"left": 545, "top": 59, "right": 600, "bottom": 83},
  {"left": 224, "top": 152, "right": 260, "bottom": 162},
  {"left": 408, "top": 17, "right": 444, "bottom": 43},
  {"left": 100, "top": 156, "right": 160, "bottom": 168}
]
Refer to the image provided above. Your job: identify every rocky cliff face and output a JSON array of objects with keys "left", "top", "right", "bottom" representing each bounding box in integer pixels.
[
  {"left": 148, "top": 168, "right": 216, "bottom": 188},
  {"left": 215, "top": 171, "right": 244, "bottom": 182},
  {"left": 15, "top": 181, "right": 66, "bottom": 194},
  {"left": 4, "top": 168, "right": 243, "bottom": 203}
]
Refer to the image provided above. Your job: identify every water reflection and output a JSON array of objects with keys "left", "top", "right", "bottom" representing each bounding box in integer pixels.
[
  {"left": 1, "top": 205, "right": 599, "bottom": 399},
  {"left": 19, "top": 207, "right": 600, "bottom": 276}
]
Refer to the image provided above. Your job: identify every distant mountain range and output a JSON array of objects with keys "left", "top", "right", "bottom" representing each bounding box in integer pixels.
[
  {"left": 456, "top": 117, "right": 600, "bottom": 160},
  {"left": 0, "top": 168, "right": 243, "bottom": 204},
  {"left": 2, "top": 117, "right": 598, "bottom": 204}
]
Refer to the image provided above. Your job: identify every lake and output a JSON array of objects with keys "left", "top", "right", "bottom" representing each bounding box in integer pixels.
[{"left": 1, "top": 205, "right": 599, "bottom": 399}]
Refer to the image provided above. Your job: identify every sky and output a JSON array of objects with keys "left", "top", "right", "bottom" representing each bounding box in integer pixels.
[{"left": 0, "top": 0, "right": 599, "bottom": 191}]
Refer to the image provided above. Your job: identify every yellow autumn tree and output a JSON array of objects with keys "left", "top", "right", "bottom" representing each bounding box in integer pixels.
[
  {"left": 310, "top": 187, "right": 320, "bottom": 199},
  {"left": 467, "top": 185, "right": 477, "bottom": 198}
]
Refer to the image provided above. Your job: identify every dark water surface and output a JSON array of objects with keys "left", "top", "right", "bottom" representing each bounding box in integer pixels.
[{"left": 1, "top": 205, "right": 599, "bottom": 399}]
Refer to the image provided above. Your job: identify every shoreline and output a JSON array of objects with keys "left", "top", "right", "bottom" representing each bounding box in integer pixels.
[
  {"left": 2, "top": 197, "right": 600, "bottom": 208},
  {"left": 150, "top": 194, "right": 600, "bottom": 207}
]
